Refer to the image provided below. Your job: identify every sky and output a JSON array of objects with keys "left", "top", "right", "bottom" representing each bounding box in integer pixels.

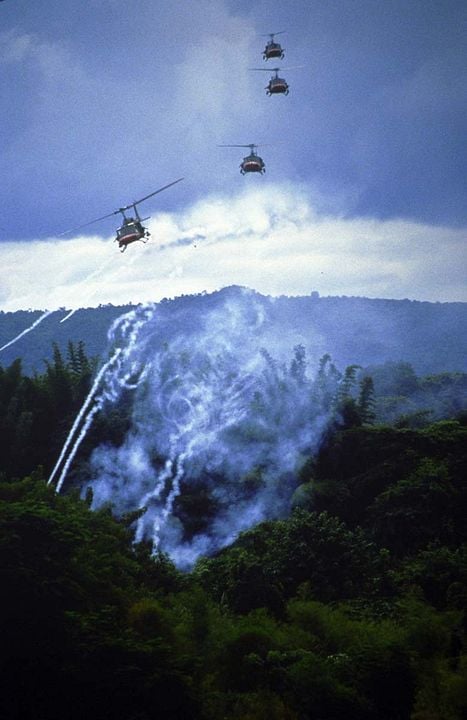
[{"left": 0, "top": 0, "right": 466, "bottom": 310}]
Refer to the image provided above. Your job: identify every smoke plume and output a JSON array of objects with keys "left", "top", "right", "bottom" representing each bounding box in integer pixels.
[{"left": 81, "top": 289, "right": 331, "bottom": 568}]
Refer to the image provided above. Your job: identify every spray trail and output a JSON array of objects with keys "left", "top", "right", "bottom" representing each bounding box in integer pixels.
[
  {"left": 60, "top": 308, "right": 78, "bottom": 323},
  {"left": 0, "top": 310, "right": 54, "bottom": 353},
  {"left": 133, "top": 452, "right": 187, "bottom": 549},
  {"left": 84, "top": 291, "right": 334, "bottom": 568},
  {"left": 50, "top": 303, "right": 156, "bottom": 492},
  {"left": 134, "top": 459, "right": 173, "bottom": 544},
  {"left": 47, "top": 349, "right": 122, "bottom": 487},
  {"left": 56, "top": 394, "right": 106, "bottom": 493},
  {"left": 60, "top": 255, "right": 116, "bottom": 323}
]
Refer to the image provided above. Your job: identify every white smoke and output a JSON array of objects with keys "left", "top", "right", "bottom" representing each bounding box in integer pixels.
[
  {"left": 0, "top": 310, "right": 55, "bottom": 353},
  {"left": 47, "top": 349, "right": 122, "bottom": 488},
  {"left": 48, "top": 303, "right": 156, "bottom": 492},
  {"left": 60, "top": 254, "right": 116, "bottom": 323},
  {"left": 83, "top": 289, "right": 332, "bottom": 568}
]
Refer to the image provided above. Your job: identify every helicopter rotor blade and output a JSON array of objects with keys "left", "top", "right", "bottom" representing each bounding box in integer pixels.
[
  {"left": 250, "top": 66, "right": 304, "bottom": 71},
  {"left": 218, "top": 141, "right": 283, "bottom": 149},
  {"left": 261, "top": 30, "right": 285, "bottom": 37},
  {"left": 123, "top": 177, "right": 184, "bottom": 211},
  {"left": 57, "top": 178, "right": 184, "bottom": 237},
  {"left": 57, "top": 210, "right": 120, "bottom": 237}
]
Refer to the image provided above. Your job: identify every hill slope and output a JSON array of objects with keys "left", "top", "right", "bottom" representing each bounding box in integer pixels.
[{"left": 0, "top": 286, "right": 466, "bottom": 374}]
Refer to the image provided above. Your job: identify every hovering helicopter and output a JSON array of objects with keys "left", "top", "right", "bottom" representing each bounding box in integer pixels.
[
  {"left": 250, "top": 66, "right": 303, "bottom": 95},
  {"left": 58, "top": 178, "right": 184, "bottom": 252},
  {"left": 218, "top": 144, "right": 266, "bottom": 175},
  {"left": 262, "top": 31, "right": 285, "bottom": 61}
]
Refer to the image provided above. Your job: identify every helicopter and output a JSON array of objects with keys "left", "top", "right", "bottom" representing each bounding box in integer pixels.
[
  {"left": 262, "top": 31, "right": 285, "bottom": 61},
  {"left": 250, "top": 66, "right": 303, "bottom": 95},
  {"left": 58, "top": 178, "right": 184, "bottom": 252},
  {"left": 218, "top": 144, "right": 266, "bottom": 175}
]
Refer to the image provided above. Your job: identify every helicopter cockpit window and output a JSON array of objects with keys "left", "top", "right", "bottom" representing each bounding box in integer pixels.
[{"left": 117, "top": 224, "right": 135, "bottom": 237}]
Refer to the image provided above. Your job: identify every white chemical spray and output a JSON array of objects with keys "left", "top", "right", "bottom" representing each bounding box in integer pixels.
[
  {"left": 75, "top": 289, "right": 334, "bottom": 569},
  {"left": 49, "top": 303, "right": 156, "bottom": 492},
  {"left": 0, "top": 310, "right": 55, "bottom": 353}
]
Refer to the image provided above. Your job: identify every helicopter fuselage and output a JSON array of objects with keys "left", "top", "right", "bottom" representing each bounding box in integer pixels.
[
  {"left": 263, "top": 42, "right": 285, "bottom": 60},
  {"left": 240, "top": 154, "right": 266, "bottom": 174},
  {"left": 115, "top": 218, "right": 149, "bottom": 252},
  {"left": 267, "top": 77, "right": 289, "bottom": 95},
  {"left": 58, "top": 178, "right": 183, "bottom": 251}
]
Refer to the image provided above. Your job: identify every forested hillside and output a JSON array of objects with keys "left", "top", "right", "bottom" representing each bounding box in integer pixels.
[
  {"left": 1, "top": 294, "right": 466, "bottom": 719},
  {"left": 1, "top": 287, "right": 466, "bottom": 374},
  {"left": 1, "top": 353, "right": 466, "bottom": 717}
]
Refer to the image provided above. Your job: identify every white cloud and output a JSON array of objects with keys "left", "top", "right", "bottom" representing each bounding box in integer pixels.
[{"left": 1, "top": 184, "right": 465, "bottom": 311}]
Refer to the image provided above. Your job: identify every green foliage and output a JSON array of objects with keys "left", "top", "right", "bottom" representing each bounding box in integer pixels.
[
  {"left": 0, "top": 343, "right": 96, "bottom": 479},
  {"left": 393, "top": 544, "right": 467, "bottom": 609},
  {"left": 370, "top": 456, "right": 460, "bottom": 554},
  {"left": 1, "top": 337, "right": 466, "bottom": 718},
  {"left": 311, "top": 422, "right": 467, "bottom": 556},
  {"left": 358, "top": 375, "right": 376, "bottom": 424},
  {"left": 1, "top": 461, "right": 467, "bottom": 719},
  {"left": 0, "top": 476, "right": 196, "bottom": 720},
  {"left": 195, "top": 509, "right": 388, "bottom": 614}
]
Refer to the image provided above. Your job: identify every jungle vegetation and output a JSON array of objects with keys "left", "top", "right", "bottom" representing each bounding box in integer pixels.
[{"left": 1, "top": 342, "right": 466, "bottom": 719}]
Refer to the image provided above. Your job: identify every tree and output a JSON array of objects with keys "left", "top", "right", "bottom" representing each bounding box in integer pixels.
[
  {"left": 196, "top": 510, "right": 388, "bottom": 613},
  {"left": 0, "top": 476, "right": 198, "bottom": 720},
  {"left": 358, "top": 376, "right": 376, "bottom": 425}
]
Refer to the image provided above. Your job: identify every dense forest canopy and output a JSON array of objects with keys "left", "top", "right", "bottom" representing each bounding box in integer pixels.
[{"left": 1, "top": 290, "right": 466, "bottom": 719}]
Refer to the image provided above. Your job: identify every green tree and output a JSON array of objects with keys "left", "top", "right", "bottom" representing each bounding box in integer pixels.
[
  {"left": 196, "top": 510, "right": 388, "bottom": 613},
  {"left": 358, "top": 375, "right": 376, "bottom": 424},
  {"left": 0, "top": 477, "right": 197, "bottom": 720}
]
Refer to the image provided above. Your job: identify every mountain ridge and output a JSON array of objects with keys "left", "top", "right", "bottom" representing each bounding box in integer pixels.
[{"left": 0, "top": 285, "right": 466, "bottom": 375}]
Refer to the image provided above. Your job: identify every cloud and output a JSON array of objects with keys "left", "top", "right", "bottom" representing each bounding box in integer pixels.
[{"left": 0, "top": 184, "right": 465, "bottom": 311}]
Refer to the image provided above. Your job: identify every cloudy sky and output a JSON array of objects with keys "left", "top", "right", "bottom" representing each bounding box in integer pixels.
[{"left": 1, "top": 0, "right": 466, "bottom": 310}]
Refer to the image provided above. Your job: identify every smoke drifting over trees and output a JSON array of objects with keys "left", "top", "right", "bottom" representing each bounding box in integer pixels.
[
  {"left": 82, "top": 291, "right": 331, "bottom": 567},
  {"left": 1, "top": 287, "right": 466, "bottom": 375},
  {"left": 20, "top": 287, "right": 456, "bottom": 568},
  {"left": 1, "top": 286, "right": 466, "bottom": 719},
  {"left": 1, "top": 287, "right": 465, "bottom": 567}
]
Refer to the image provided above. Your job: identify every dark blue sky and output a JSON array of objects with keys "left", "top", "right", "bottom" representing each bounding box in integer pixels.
[{"left": 1, "top": 0, "right": 465, "bottom": 238}]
